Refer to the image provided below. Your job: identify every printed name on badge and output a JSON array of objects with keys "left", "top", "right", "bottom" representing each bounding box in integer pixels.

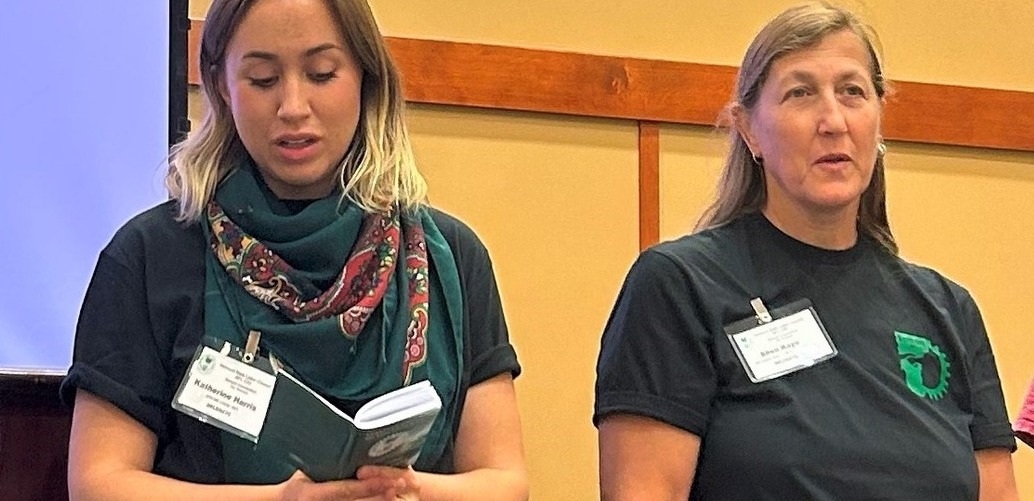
[
  {"left": 173, "top": 344, "right": 277, "bottom": 441},
  {"left": 726, "top": 298, "right": 837, "bottom": 383}
]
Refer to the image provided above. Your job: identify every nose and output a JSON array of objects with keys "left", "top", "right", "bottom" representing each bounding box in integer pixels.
[
  {"left": 816, "top": 92, "right": 847, "bottom": 136},
  {"left": 277, "top": 76, "right": 312, "bottom": 123}
]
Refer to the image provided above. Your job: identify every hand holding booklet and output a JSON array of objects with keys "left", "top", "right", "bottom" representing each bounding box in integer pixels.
[
  {"left": 172, "top": 335, "right": 442, "bottom": 482},
  {"left": 258, "top": 371, "right": 442, "bottom": 481}
]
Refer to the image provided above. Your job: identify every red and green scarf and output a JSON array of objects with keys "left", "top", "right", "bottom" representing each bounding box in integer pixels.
[{"left": 203, "top": 161, "right": 462, "bottom": 482}]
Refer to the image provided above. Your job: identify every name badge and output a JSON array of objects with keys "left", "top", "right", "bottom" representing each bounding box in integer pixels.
[
  {"left": 172, "top": 333, "right": 277, "bottom": 442},
  {"left": 724, "top": 298, "right": 837, "bottom": 383}
]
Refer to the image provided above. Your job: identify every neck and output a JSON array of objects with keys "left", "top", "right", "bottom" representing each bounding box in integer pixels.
[{"left": 762, "top": 200, "right": 859, "bottom": 250}]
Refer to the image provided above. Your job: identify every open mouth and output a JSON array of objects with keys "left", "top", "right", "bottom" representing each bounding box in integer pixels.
[
  {"left": 816, "top": 153, "right": 851, "bottom": 164},
  {"left": 278, "top": 138, "right": 316, "bottom": 148}
]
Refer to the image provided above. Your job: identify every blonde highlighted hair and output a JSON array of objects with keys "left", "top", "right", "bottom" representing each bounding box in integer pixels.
[
  {"left": 166, "top": 0, "right": 426, "bottom": 221},
  {"left": 695, "top": 1, "right": 897, "bottom": 254}
]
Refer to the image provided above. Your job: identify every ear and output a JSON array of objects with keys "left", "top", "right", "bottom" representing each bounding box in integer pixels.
[{"left": 731, "top": 103, "right": 761, "bottom": 158}]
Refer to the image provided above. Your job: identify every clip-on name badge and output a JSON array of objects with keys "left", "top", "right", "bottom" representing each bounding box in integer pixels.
[
  {"left": 172, "top": 331, "right": 277, "bottom": 442},
  {"left": 724, "top": 298, "right": 838, "bottom": 383}
]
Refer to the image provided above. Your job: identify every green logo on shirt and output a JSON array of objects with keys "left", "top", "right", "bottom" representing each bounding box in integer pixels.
[{"left": 895, "top": 331, "right": 950, "bottom": 400}]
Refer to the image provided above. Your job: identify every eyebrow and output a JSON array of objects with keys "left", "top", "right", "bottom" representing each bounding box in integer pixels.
[
  {"left": 241, "top": 43, "right": 345, "bottom": 61},
  {"left": 778, "top": 69, "right": 868, "bottom": 88}
]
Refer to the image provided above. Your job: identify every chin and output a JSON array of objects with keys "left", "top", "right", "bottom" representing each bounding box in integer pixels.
[
  {"left": 813, "top": 186, "right": 866, "bottom": 203},
  {"left": 806, "top": 198, "right": 861, "bottom": 215}
]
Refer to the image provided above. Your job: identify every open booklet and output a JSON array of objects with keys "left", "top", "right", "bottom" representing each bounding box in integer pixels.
[
  {"left": 171, "top": 335, "right": 442, "bottom": 482},
  {"left": 255, "top": 371, "right": 442, "bottom": 481}
]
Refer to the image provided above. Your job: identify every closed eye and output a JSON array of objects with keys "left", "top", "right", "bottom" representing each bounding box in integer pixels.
[
  {"left": 310, "top": 71, "right": 338, "bottom": 83},
  {"left": 248, "top": 76, "right": 277, "bottom": 88}
]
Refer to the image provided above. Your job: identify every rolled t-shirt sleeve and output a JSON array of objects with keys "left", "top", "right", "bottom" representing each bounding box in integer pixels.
[
  {"left": 433, "top": 209, "right": 520, "bottom": 387},
  {"left": 465, "top": 246, "right": 519, "bottom": 386},
  {"left": 60, "top": 229, "right": 171, "bottom": 437},
  {"left": 593, "top": 248, "right": 717, "bottom": 436},
  {"left": 958, "top": 291, "right": 1016, "bottom": 451}
]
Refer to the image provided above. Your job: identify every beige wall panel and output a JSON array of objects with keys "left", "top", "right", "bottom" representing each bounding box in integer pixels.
[
  {"left": 658, "top": 125, "right": 726, "bottom": 242},
  {"left": 189, "top": 0, "right": 209, "bottom": 19},
  {"left": 405, "top": 104, "right": 640, "bottom": 501},
  {"left": 187, "top": 87, "right": 204, "bottom": 123},
  {"left": 870, "top": 2, "right": 1034, "bottom": 91}
]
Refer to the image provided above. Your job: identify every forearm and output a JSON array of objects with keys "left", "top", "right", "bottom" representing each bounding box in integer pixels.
[
  {"left": 414, "top": 467, "right": 528, "bottom": 501},
  {"left": 418, "top": 373, "right": 527, "bottom": 500},
  {"left": 69, "top": 392, "right": 285, "bottom": 501},
  {"left": 975, "top": 448, "right": 1020, "bottom": 501},
  {"left": 70, "top": 469, "right": 281, "bottom": 501}
]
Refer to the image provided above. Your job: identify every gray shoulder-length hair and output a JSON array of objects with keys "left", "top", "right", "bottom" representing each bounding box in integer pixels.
[
  {"left": 695, "top": 1, "right": 896, "bottom": 254},
  {"left": 165, "top": 0, "right": 426, "bottom": 221}
]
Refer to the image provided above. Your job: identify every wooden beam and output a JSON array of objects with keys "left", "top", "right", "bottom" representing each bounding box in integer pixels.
[
  {"left": 638, "top": 122, "right": 661, "bottom": 250},
  {"left": 187, "top": 20, "right": 1034, "bottom": 152},
  {"left": 386, "top": 37, "right": 737, "bottom": 127},
  {"left": 188, "top": 19, "right": 201, "bottom": 85},
  {"left": 884, "top": 81, "right": 1034, "bottom": 151}
]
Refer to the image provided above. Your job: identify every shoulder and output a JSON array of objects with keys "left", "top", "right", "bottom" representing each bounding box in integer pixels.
[
  {"left": 886, "top": 253, "right": 977, "bottom": 309},
  {"left": 426, "top": 206, "right": 485, "bottom": 249},
  {"left": 103, "top": 200, "right": 205, "bottom": 267},
  {"left": 642, "top": 217, "right": 753, "bottom": 275},
  {"left": 425, "top": 205, "right": 492, "bottom": 265}
]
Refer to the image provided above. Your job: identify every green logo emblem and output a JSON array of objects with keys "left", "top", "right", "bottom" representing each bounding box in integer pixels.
[
  {"left": 196, "top": 352, "right": 217, "bottom": 376},
  {"left": 894, "top": 331, "right": 950, "bottom": 400}
]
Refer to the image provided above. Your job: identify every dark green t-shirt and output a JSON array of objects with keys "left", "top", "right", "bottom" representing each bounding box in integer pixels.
[
  {"left": 62, "top": 201, "right": 519, "bottom": 482},
  {"left": 595, "top": 212, "right": 1015, "bottom": 500}
]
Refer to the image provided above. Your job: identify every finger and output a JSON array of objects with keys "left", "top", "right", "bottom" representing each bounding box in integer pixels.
[
  {"left": 356, "top": 465, "right": 406, "bottom": 480},
  {"left": 306, "top": 478, "right": 389, "bottom": 500}
]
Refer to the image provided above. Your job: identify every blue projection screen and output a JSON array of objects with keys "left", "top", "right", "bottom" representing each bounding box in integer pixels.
[{"left": 0, "top": 3, "right": 187, "bottom": 373}]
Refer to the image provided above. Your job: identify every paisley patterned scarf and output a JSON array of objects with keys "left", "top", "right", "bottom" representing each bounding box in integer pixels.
[{"left": 202, "top": 160, "right": 463, "bottom": 482}]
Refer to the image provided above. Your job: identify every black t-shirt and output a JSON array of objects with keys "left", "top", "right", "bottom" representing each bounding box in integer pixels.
[
  {"left": 594, "top": 213, "right": 1015, "bottom": 500},
  {"left": 61, "top": 200, "right": 520, "bottom": 482}
]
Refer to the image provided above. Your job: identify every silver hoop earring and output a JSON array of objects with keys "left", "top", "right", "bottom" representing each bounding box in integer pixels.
[
  {"left": 752, "top": 153, "right": 763, "bottom": 165},
  {"left": 877, "top": 142, "right": 887, "bottom": 158}
]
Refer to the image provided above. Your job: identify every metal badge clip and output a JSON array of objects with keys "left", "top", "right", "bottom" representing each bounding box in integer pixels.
[
  {"left": 750, "top": 297, "right": 773, "bottom": 324},
  {"left": 243, "top": 330, "right": 261, "bottom": 364}
]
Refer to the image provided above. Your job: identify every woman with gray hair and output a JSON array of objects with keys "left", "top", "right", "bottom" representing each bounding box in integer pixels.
[
  {"left": 594, "top": 3, "right": 1018, "bottom": 499},
  {"left": 62, "top": 0, "right": 527, "bottom": 499}
]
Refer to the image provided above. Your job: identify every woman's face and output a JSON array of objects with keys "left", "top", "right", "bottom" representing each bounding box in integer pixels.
[
  {"left": 219, "top": 0, "right": 363, "bottom": 200},
  {"left": 738, "top": 30, "right": 882, "bottom": 220}
]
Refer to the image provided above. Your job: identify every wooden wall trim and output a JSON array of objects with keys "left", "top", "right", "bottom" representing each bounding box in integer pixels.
[
  {"left": 188, "top": 20, "right": 201, "bottom": 86},
  {"left": 884, "top": 81, "right": 1034, "bottom": 152},
  {"left": 188, "top": 20, "right": 1034, "bottom": 152},
  {"left": 638, "top": 122, "right": 661, "bottom": 250},
  {"left": 385, "top": 38, "right": 738, "bottom": 127}
]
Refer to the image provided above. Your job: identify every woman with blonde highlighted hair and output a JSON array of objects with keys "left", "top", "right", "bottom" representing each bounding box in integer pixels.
[
  {"left": 63, "top": 1, "right": 527, "bottom": 499},
  {"left": 595, "top": 3, "right": 1018, "bottom": 499},
  {"left": 167, "top": 0, "right": 423, "bottom": 220}
]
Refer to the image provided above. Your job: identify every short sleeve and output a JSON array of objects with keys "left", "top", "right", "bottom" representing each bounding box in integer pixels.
[
  {"left": 60, "top": 233, "right": 171, "bottom": 436},
  {"left": 430, "top": 209, "right": 520, "bottom": 387},
  {"left": 959, "top": 292, "right": 1017, "bottom": 451},
  {"left": 593, "top": 248, "right": 717, "bottom": 436},
  {"left": 463, "top": 243, "right": 519, "bottom": 386}
]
